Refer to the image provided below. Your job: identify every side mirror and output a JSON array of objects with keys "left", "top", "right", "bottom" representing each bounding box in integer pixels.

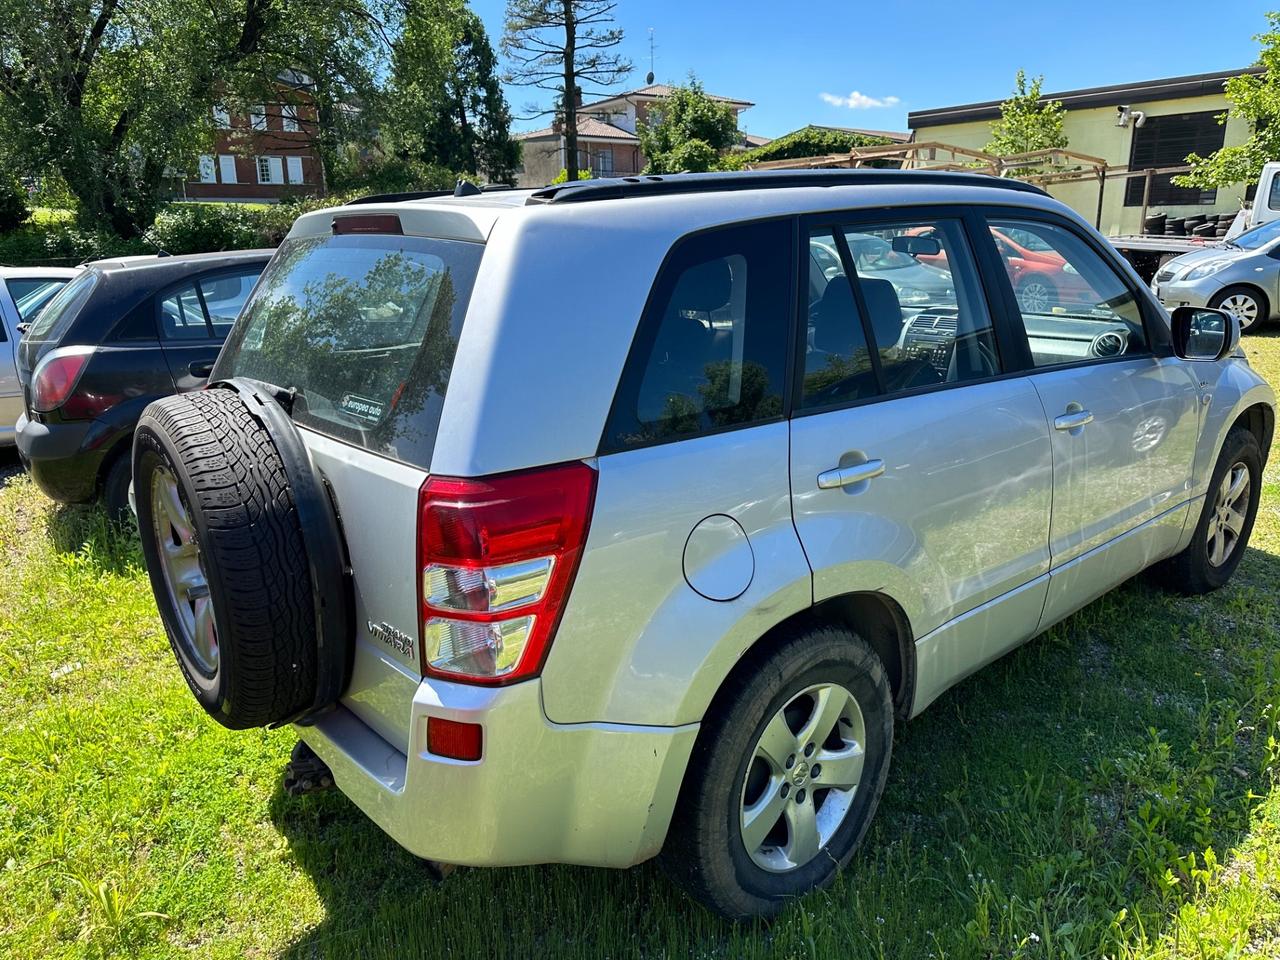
[
  {"left": 891, "top": 235, "right": 942, "bottom": 257},
  {"left": 1170, "top": 305, "right": 1239, "bottom": 361}
]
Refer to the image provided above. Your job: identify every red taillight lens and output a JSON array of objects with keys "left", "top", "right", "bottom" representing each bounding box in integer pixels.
[
  {"left": 426, "top": 717, "right": 483, "bottom": 761},
  {"left": 31, "top": 350, "right": 92, "bottom": 414},
  {"left": 417, "top": 461, "right": 597, "bottom": 685}
]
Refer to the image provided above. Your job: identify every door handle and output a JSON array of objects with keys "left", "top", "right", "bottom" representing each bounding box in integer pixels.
[
  {"left": 188, "top": 360, "right": 215, "bottom": 378},
  {"left": 1054, "top": 409, "right": 1094, "bottom": 431},
  {"left": 817, "top": 458, "right": 885, "bottom": 490}
]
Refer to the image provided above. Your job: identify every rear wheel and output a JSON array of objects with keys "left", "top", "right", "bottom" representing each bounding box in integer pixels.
[
  {"left": 101, "top": 451, "right": 133, "bottom": 527},
  {"left": 1162, "top": 427, "right": 1262, "bottom": 594},
  {"left": 662, "top": 625, "right": 893, "bottom": 920},
  {"left": 1210, "top": 285, "right": 1269, "bottom": 334}
]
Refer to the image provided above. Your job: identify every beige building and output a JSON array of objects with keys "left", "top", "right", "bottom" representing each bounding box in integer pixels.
[
  {"left": 908, "top": 68, "right": 1264, "bottom": 236},
  {"left": 514, "top": 84, "right": 756, "bottom": 188}
]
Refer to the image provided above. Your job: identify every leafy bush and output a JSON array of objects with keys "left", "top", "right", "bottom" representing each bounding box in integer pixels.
[
  {"left": 0, "top": 175, "right": 31, "bottom": 233},
  {"left": 0, "top": 221, "right": 143, "bottom": 266},
  {"left": 147, "top": 203, "right": 263, "bottom": 255},
  {"left": 550, "top": 169, "right": 592, "bottom": 184},
  {"left": 721, "top": 125, "right": 896, "bottom": 171}
]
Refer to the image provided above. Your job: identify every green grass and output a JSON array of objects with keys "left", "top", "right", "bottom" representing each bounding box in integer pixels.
[{"left": 4, "top": 340, "right": 1280, "bottom": 959}]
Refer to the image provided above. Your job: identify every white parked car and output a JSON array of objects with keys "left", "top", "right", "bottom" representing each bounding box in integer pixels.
[
  {"left": 0, "top": 265, "right": 79, "bottom": 446},
  {"left": 132, "top": 172, "right": 1274, "bottom": 919}
]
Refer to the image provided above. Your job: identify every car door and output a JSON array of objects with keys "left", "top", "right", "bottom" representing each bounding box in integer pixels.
[
  {"left": 788, "top": 212, "right": 1054, "bottom": 714},
  {"left": 0, "top": 281, "right": 21, "bottom": 439},
  {"left": 156, "top": 267, "right": 261, "bottom": 390},
  {"left": 981, "top": 214, "right": 1201, "bottom": 629}
]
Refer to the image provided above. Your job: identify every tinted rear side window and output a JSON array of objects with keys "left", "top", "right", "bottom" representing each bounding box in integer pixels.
[
  {"left": 215, "top": 233, "right": 483, "bottom": 469},
  {"left": 602, "top": 219, "right": 792, "bottom": 452}
]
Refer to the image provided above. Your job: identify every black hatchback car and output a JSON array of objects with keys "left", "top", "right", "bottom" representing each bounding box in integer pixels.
[{"left": 15, "top": 250, "right": 271, "bottom": 518}]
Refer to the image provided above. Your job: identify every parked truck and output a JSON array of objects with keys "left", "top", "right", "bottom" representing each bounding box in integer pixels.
[{"left": 1109, "top": 162, "right": 1280, "bottom": 280}]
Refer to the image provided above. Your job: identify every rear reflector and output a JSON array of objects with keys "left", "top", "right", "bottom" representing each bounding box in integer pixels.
[
  {"left": 427, "top": 717, "right": 483, "bottom": 761},
  {"left": 332, "top": 213, "right": 403, "bottom": 235}
]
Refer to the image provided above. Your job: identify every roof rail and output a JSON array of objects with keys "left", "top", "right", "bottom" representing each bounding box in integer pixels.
[{"left": 526, "top": 169, "right": 1048, "bottom": 205}]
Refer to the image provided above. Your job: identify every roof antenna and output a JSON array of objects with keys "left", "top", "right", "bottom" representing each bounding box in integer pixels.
[
  {"left": 454, "top": 178, "right": 482, "bottom": 197},
  {"left": 645, "top": 28, "right": 655, "bottom": 85},
  {"left": 140, "top": 229, "right": 170, "bottom": 258}
]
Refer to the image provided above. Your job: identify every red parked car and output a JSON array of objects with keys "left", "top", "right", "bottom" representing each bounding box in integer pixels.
[{"left": 908, "top": 225, "right": 1096, "bottom": 314}]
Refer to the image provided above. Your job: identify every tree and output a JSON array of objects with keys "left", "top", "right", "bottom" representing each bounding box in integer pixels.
[
  {"left": 984, "top": 70, "right": 1068, "bottom": 156},
  {"left": 387, "top": 0, "right": 520, "bottom": 183},
  {"left": 1178, "top": 12, "right": 1280, "bottom": 190},
  {"left": 501, "top": 0, "right": 631, "bottom": 183},
  {"left": 721, "top": 125, "right": 894, "bottom": 171},
  {"left": 637, "top": 80, "right": 738, "bottom": 174},
  {"left": 0, "top": 0, "right": 384, "bottom": 236}
]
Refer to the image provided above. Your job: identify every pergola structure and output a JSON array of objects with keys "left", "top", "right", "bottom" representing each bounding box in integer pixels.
[{"left": 746, "top": 142, "right": 1193, "bottom": 231}]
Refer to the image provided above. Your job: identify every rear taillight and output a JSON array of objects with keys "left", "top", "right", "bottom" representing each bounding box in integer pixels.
[
  {"left": 30, "top": 347, "right": 93, "bottom": 414},
  {"left": 416, "top": 461, "right": 597, "bottom": 685}
]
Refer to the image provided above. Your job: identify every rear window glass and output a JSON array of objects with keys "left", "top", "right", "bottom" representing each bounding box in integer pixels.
[
  {"left": 25, "top": 271, "right": 96, "bottom": 342},
  {"left": 216, "top": 233, "right": 483, "bottom": 468}
]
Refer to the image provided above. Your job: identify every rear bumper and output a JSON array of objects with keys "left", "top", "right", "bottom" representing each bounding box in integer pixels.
[
  {"left": 14, "top": 412, "right": 100, "bottom": 502},
  {"left": 297, "top": 677, "right": 698, "bottom": 868}
]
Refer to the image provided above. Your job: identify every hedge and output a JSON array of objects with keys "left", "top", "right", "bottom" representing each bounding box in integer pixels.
[{"left": 0, "top": 188, "right": 373, "bottom": 266}]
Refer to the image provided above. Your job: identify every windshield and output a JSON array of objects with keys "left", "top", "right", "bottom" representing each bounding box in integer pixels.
[
  {"left": 1230, "top": 218, "right": 1280, "bottom": 250},
  {"left": 215, "top": 232, "right": 483, "bottom": 469}
]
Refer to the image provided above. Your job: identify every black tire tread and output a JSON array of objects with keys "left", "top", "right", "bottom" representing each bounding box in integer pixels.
[{"left": 137, "top": 389, "right": 317, "bottom": 728}]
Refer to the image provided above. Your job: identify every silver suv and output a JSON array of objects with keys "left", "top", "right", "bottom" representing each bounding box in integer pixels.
[{"left": 133, "top": 171, "right": 1275, "bottom": 919}]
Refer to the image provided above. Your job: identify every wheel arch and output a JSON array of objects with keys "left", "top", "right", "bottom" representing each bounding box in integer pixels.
[
  {"left": 1212, "top": 282, "right": 1272, "bottom": 320},
  {"left": 698, "top": 590, "right": 916, "bottom": 727},
  {"left": 1233, "top": 400, "right": 1275, "bottom": 462}
]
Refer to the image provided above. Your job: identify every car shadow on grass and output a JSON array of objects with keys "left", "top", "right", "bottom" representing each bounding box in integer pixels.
[{"left": 264, "top": 546, "right": 1280, "bottom": 959}]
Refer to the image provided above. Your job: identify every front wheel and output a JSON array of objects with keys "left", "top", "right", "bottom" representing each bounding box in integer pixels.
[
  {"left": 1210, "top": 285, "right": 1269, "bottom": 334},
  {"left": 1161, "top": 427, "right": 1262, "bottom": 594},
  {"left": 661, "top": 625, "right": 893, "bottom": 920}
]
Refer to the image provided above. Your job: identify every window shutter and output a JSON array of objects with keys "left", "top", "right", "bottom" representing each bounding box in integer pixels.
[
  {"left": 1124, "top": 111, "right": 1225, "bottom": 206},
  {"left": 286, "top": 156, "right": 304, "bottom": 183},
  {"left": 198, "top": 155, "right": 216, "bottom": 184},
  {"left": 268, "top": 157, "right": 284, "bottom": 184}
]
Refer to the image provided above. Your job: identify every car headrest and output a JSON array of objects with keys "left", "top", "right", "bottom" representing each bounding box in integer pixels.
[
  {"left": 813, "top": 276, "right": 861, "bottom": 356},
  {"left": 652, "top": 314, "right": 711, "bottom": 366},
  {"left": 671, "top": 257, "right": 732, "bottom": 314},
  {"left": 860, "top": 277, "right": 904, "bottom": 350}
]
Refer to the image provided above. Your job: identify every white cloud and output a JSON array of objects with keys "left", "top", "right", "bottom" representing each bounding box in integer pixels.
[{"left": 820, "top": 91, "right": 902, "bottom": 110}]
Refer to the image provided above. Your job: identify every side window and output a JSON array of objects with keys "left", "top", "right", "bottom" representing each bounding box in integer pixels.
[
  {"left": 159, "top": 284, "right": 212, "bottom": 340},
  {"left": 603, "top": 219, "right": 791, "bottom": 451},
  {"left": 989, "top": 218, "right": 1148, "bottom": 368},
  {"left": 199, "top": 269, "right": 261, "bottom": 339},
  {"left": 802, "top": 229, "right": 875, "bottom": 407},
  {"left": 836, "top": 219, "right": 1001, "bottom": 397}
]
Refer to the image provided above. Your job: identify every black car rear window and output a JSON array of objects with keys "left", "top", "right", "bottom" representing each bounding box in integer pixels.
[{"left": 215, "top": 233, "right": 483, "bottom": 469}]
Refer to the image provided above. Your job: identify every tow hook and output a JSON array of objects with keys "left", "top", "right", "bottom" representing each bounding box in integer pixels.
[{"left": 283, "top": 740, "right": 335, "bottom": 796}]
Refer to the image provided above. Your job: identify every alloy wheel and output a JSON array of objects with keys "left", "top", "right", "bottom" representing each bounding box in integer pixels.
[
  {"left": 150, "top": 465, "right": 218, "bottom": 677},
  {"left": 1018, "top": 281, "right": 1053, "bottom": 314},
  {"left": 1207, "top": 462, "right": 1250, "bottom": 568},
  {"left": 739, "top": 682, "right": 865, "bottom": 873}
]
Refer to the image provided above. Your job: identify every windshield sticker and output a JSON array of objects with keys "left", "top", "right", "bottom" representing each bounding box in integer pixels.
[{"left": 339, "top": 393, "right": 385, "bottom": 424}]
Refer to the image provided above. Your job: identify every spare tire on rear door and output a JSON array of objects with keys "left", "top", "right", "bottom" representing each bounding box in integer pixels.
[{"left": 133, "top": 379, "right": 351, "bottom": 730}]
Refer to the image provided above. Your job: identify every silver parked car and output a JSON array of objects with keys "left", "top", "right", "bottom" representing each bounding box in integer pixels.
[
  {"left": 1153, "top": 218, "right": 1280, "bottom": 333},
  {"left": 131, "top": 172, "right": 1274, "bottom": 920},
  {"left": 0, "top": 265, "right": 79, "bottom": 446}
]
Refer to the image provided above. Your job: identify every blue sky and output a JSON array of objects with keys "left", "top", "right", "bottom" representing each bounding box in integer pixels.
[{"left": 469, "top": 0, "right": 1276, "bottom": 138}]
